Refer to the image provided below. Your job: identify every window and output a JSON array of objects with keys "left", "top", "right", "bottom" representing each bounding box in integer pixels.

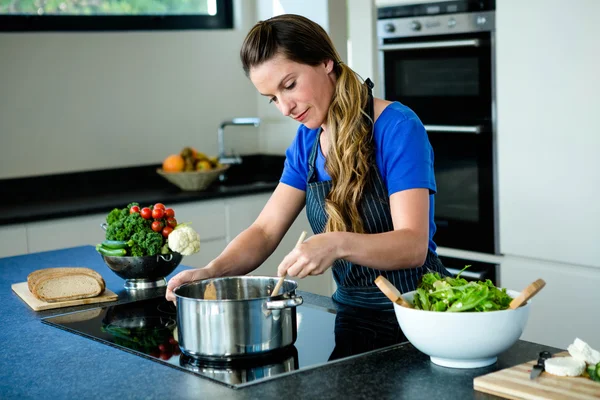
[{"left": 0, "top": 0, "right": 233, "bottom": 31}]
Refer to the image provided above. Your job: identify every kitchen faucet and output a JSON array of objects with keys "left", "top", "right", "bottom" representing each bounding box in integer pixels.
[{"left": 217, "top": 117, "right": 261, "bottom": 166}]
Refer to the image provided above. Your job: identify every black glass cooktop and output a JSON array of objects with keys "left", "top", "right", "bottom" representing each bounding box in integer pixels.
[{"left": 42, "top": 297, "right": 407, "bottom": 389}]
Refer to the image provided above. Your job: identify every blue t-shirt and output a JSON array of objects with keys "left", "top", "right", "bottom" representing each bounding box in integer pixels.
[{"left": 280, "top": 101, "right": 438, "bottom": 253}]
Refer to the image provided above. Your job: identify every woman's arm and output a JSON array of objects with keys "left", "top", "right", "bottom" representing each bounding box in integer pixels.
[
  {"left": 166, "top": 183, "right": 306, "bottom": 301},
  {"left": 280, "top": 188, "right": 429, "bottom": 278},
  {"left": 204, "top": 183, "right": 306, "bottom": 277}
]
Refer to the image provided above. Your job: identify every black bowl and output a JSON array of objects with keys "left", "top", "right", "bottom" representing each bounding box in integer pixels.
[{"left": 101, "top": 252, "right": 183, "bottom": 290}]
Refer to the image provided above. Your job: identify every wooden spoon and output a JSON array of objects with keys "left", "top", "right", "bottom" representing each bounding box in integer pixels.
[
  {"left": 271, "top": 231, "right": 307, "bottom": 297},
  {"left": 509, "top": 278, "right": 546, "bottom": 309},
  {"left": 374, "top": 275, "right": 413, "bottom": 309}
]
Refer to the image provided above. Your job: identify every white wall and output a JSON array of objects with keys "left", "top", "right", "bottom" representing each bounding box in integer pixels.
[
  {"left": 0, "top": 0, "right": 260, "bottom": 179},
  {"left": 0, "top": 0, "right": 355, "bottom": 179}
]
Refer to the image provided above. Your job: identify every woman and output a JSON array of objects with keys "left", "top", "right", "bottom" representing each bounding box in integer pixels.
[{"left": 166, "top": 14, "right": 450, "bottom": 309}]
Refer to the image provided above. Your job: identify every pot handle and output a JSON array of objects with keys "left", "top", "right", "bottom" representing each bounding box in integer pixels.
[{"left": 265, "top": 296, "right": 303, "bottom": 310}]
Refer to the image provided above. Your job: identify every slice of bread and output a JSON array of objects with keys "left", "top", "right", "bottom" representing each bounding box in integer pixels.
[{"left": 27, "top": 267, "right": 106, "bottom": 303}]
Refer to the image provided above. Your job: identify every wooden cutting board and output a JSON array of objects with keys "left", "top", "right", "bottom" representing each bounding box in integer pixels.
[
  {"left": 11, "top": 282, "right": 118, "bottom": 311},
  {"left": 474, "top": 352, "right": 600, "bottom": 399}
]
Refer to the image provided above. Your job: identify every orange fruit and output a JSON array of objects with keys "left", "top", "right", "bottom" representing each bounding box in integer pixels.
[{"left": 162, "top": 154, "right": 185, "bottom": 172}]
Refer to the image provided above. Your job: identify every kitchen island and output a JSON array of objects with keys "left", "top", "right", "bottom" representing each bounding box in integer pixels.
[{"left": 1, "top": 246, "right": 559, "bottom": 400}]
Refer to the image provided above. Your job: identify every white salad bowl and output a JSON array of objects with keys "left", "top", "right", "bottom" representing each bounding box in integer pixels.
[{"left": 394, "top": 289, "right": 530, "bottom": 369}]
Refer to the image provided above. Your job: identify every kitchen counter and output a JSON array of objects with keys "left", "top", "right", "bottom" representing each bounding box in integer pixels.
[
  {"left": 0, "top": 154, "right": 284, "bottom": 225},
  {"left": 1, "top": 245, "right": 561, "bottom": 399}
]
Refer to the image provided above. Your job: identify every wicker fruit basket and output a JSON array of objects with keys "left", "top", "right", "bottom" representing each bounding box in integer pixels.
[{"left": 157, "top": 165, "right": 229, "bottom": 191}]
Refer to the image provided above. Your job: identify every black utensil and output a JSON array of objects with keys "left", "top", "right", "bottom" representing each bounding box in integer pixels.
[{"left": 530, "top": 351, "right": 552, "bottom": 380}]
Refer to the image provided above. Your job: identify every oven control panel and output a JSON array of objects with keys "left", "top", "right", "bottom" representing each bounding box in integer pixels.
[{"left": 378, "top": 10, "right": 494, "bottom": 40}]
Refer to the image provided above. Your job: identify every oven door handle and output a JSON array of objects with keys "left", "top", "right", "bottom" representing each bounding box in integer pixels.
[
  {"left": 379, "top": 39, "right": 480, "bottom": 51},
  {"left": 424, "top": 125, "right": 483, "bottom": 134}
]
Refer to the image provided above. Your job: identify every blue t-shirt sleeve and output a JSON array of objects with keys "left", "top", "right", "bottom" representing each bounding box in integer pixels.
[
  {"left": 280, "top": 126, "right": 311, "bottom": 191},
  {"left": 378, "top": 116, "right": 436, "bottom": 196}
]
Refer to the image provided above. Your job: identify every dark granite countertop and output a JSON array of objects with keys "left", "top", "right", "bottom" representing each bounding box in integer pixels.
[
  {"left": 1, "top": 245, "right": 561, "bottom": 400},
  {"left": 0, "top": 154, "right": 284, "bottom": 226}
]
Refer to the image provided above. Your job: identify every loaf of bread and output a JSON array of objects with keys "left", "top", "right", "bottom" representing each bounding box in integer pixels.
[{"left": 27, "top": 267, "right": 106, "bottom": 303}]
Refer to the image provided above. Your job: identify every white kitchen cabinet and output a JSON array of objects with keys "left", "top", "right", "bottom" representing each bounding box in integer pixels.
[
  {"left": 496, "top": 1, "right": 600, "bottom": 268},
  {"left": 225, "top": 193, "right": 335, "bottom": 297},
  {"left": 26, "top": 213, "right": 107, "bottom": 253},
  {"left": 180, "top": 238, "right": 227, "bottom": 270},
  {"left": 164, "top": 199, "right": 226, "bottom": 242},
  {"left": 0, "top": 224, "right": 28, "bottom": 258},
  {"left": 500, "top": 255, "right": 600, "bottom": 350}
]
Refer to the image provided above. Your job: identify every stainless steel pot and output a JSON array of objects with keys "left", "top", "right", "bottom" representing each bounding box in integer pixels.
[{"left": 173, "top": 276, "right": 303, "bottom": 359}]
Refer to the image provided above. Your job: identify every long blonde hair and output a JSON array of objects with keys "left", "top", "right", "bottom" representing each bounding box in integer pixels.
[{"left": 241, "top": 14, "right": 374, "bottom": 233}]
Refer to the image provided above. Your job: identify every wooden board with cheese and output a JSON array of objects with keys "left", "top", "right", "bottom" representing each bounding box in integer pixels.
[{"left": 474, "top": 351, "right": 600, "bottom": 400}]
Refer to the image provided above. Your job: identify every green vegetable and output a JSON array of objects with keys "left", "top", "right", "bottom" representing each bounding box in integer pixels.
[
  {"left": 587, "top": 363, "right": 600, "bottom": 382},
  {"left": 101, "top": 239, "right": 134, "bottom": 249},
  {"left": 96, "top": 245, "right": 127, "bottom": 257},
  {"left": 130, "top": 229, "right": 163, "bottom": 257},
  {"left": 104, "top": 203, "right": 165, "bottom": 257},
  {"left": 413, "top": 266, "right": 513, "bottom": 312}
]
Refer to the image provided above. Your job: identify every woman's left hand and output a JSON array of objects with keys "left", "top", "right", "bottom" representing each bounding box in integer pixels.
[{"left": 277, "top": 233, "right": 339, "bottom": 278}]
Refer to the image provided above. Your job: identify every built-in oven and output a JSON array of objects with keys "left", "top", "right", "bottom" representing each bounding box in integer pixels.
[{"left": 377, "top": 1, "right": 497, "bottom": 254}]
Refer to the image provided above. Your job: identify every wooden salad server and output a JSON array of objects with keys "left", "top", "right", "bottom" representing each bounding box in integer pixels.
[
  {"left": 509, "top": 278, "right": 546, "bottom": 309},
  {"left": 271, "top": 231, "right": 307, "bottom": 297},
  {"left": 374, "top": 275, "right": 413, "bottom": 309}
]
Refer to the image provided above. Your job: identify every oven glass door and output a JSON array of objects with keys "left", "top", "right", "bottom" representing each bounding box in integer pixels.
[
  {"left": 429, "top": 128, "right": 494, "bottom": 254},
  {"left": 380, "top": 32, "right": 492, "bottom": 126}
]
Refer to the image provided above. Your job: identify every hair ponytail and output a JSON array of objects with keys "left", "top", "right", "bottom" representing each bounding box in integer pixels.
[{"left": 324, "top": 64, "right": 374, "bottom": 233}]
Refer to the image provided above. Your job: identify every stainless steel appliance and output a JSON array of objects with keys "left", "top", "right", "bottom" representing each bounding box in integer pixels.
[
  {"left": 174, "top": 276, "right": 303, "bottom": 358},
  {"left": 378, "top": 0, "right": 497, "bottom": 254}
]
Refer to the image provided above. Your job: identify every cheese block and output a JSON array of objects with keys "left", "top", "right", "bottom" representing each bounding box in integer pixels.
[
  {"left": 544, "top": 356, "right": 586, "bottom": 377},
  {"left": 567, "top": 337, "right": 600, "bottom": 365},
  {"left": 27, "top": 267, "right": 106, "bottom": 303}
]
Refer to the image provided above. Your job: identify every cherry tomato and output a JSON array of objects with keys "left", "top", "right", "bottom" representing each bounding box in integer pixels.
[
  {"left": 167, "top": 217, "right": 177, "bottom": 228},
  {"left": 154, "top": 203, "right": 166, "bottom": 210},
  {"left": 162, "top": 226, "right": 174, "bottom": 238},
  {"left": 140, "top": 207, "right": 152, "bottom": 219},
  {"left": 160, "top": 352, "right": 172, "bottom": 360},
  {"left": 158, "top": 344, "right": 166, "bottom": 352},
  {"left": 152, "top": 208, "right": 165, "bottom": 219},
  {"left": 149, "top": 350, "right": 160, "bottom": 358},
  {"left": 164, "top": 208, "right": 175, "bottom": 218},
  {"left": 151, "top": 220, "right": 164, "bottom": 232},
  {"left": 168, "top": 337, "right": 178, "bottom": 345},
  {"left": 129, "top": 205, "right": 140, "bottom": 214}
]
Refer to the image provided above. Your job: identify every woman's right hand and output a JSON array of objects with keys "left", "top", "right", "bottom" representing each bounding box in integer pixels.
[{"left": 165, "top": 268, "right": 214, "bottom": 302}]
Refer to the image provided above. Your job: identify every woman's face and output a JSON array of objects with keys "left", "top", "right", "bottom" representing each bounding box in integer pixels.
[{"left": 249, "top": 53, "right": 336, "bottom": 130}]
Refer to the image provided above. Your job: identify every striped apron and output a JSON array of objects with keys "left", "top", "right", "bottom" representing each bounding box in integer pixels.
[{"left": 305, "top": 84, "right": 450, "bottom": 310}]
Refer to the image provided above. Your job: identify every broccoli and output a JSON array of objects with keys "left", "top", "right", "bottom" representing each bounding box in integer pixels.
[
  {"left": 104, "top": 203, "right": 165, "bottom": 256},
  {"left": 131, "top": 229, "right": 164, "bottom": 256}
]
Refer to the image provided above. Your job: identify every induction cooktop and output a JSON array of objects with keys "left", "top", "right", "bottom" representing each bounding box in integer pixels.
[{"left": 42, "top": 296, "right": 407, "bottom": 389}]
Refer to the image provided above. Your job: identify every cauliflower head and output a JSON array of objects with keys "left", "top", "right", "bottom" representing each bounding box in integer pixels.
[{"left": 168, "top": 225, "right": 200, "bottom": 256}]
